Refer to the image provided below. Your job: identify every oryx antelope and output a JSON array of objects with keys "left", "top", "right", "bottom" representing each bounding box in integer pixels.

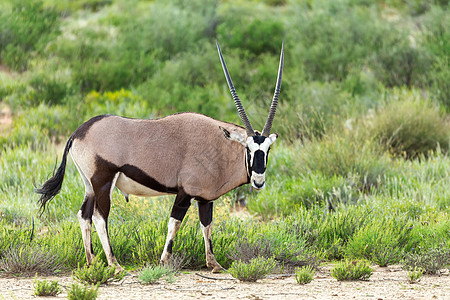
[{"left": 35, "top": 42, "right": 283, "bottom": 272}]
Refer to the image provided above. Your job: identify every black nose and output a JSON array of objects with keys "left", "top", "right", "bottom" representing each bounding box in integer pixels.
[{"left": 254, "top": 181, "right": 265, "bottom": 189}]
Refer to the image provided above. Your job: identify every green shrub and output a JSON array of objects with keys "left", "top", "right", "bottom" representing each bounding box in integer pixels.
[
  {"left": 402, "top": 243, "right": 450, "bottom": 275},
  {"left": 0, "top": 0, "right": 59, "bottom": 71},
  {"left": 296, "top": 132, "right": 391, "bottom": 193},
  {"left": 138, "top": 265, "right": 176, "bottom": 284},
  {"left": 331, "top": 259, "right": 373, "bottom": 281},
  {"left": 295, "top": 265, "right": 315, "bottom": 285},
  {"left": 228, "top": 257, "right": 277, "bottom": 282},
  {"left": 85, "top": 89, "right": 152, "bottom": 119},
  {"left": 67, "top": 282, "right": 98, "bottom": 300},
  {"left": 0, "top": 244, "right": 63, "bottom": 275},
  {"left": 227, "top": 233, "right": 317, "bottom": 271},
  {"left": 73, "top": 257, "right": 125, "bottom": 285},
  {"left": 217, "top": 2, "right": 283, "bottom": 55},
  {"left": 33, "top": 278, "right": 61, "bottom": 296},
  {"left": 346, "top": 223, "right": 405, "bottom": 266},
  {"left": 407, "top": 266, "right": 424, "bottom": 284},
  {"left": 370, "top": 89, "right": 450, "bottom": 158}
]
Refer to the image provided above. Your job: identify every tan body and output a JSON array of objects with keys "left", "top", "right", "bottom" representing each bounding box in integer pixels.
[{"left": 71, "top": 113, "right": 249, "bottom": 201}]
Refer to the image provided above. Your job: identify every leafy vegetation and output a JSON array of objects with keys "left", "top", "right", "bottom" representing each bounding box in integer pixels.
[
  {"left": 228, "top": 257, "right": 277, "bottom": 282},
  {"left": 294, "top": 265, "right": 315, "bottom": 285},
  {"left": 73, "top": 257, "right": 125, "bottom": 285},
  {"left": 138, "top": 265, "right": 176, "bottom": 284},
  {"left": 67, "top": 282, "right": 98, "bottom": 300},
  {"left": 331, "top": 260, "right": 374, "bottom": 281},
  {"left": 33, "top": 278, "right": 61, "bottom": 296},
  {"left": 0, "top": 0, "right": 449, "bottom": 285}
]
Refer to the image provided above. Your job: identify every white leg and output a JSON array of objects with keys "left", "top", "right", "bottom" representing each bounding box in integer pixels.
[
  {"left": 200, "top": 222, "right": 222, "bottom": 273},
  {"left": 77, "top": 209, "right": 94, "bottom": 265},
  {"left": 160, "top": 217, "right": 182, "bottom": 264}
]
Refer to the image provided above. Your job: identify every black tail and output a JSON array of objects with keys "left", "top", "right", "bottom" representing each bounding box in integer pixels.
[{"left": 35, "top": 137, "right": 73, "bottom": 214}]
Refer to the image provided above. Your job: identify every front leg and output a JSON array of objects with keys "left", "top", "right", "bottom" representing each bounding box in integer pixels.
[
  {"left": 198, "top": 200, "right": 223, "bottom": 273},
  {"left": 160, "top": 190, "right": 192, "bottom": 265}
]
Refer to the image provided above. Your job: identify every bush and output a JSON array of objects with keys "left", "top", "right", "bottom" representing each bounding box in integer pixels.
[
  {"left": 346, "top": 222, "right": 406, "bottom": 266},
  {"left": 369, "top": 89, "right": 450, "bottom": 158},
  {"left": 85, "top": 89, "right": 152, "bottom": 119},
  {"left": 227, "top": 234, "right": 317, "bottom": 271},
  {"left": 402, "top": 243, "right": 450, "bottom": 275},
  {"left": 67, "top": 282, "right": 98, "bottom": 300},
  {"left": 228, "top": 257, "right": 277, "bottom": 282},
  {"left": 331, "top": 259, "right": 373, "bottom": 281},
  {"left": 296, "top": 132, "right": 391, "bottom": 193},
  {"left": 33, "top": 278, "right": 61, "bottom": 296},
  {"left": 295, "top": 265, "right": 315, "bottom": 285},
  {"left": 138, "top": 265, "right": 176, "bottom": 284},
  {"left": 73, "top": 257, "right": 125, "bottom": 285},
  {"left": 0, "top": 0, "right": 59, "bottom": 71},
  {"left": 0, "top": 244, "right": 63, "bottom": 275},
  {"left": 217, "top": 2, "right": 283, "bottom": 55}
]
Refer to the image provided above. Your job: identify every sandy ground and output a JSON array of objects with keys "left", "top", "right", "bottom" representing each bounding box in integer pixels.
[{"left": 1, "top": 265, "right": 449, "bottom": 300}]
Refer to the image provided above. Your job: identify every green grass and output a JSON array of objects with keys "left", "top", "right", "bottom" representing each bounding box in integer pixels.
[
  {"left": 228, "top": 257, "right": 277, "bottom": 282},
  {"left": 295, "top": 265, "right": 315, "bottom": 285},
  {"left": 1, "top": 0, "right": 450, "bottom": 278},
  {"left": 331, "top": 259, "right": 374, "bottom": 281},
  {"left": 138, "top": 265, "right": 176, "bottom": 284}
]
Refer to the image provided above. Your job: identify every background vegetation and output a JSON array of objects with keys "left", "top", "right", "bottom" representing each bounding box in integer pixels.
[{"left": 0, "top": 0, "right": 449, "bottom": 275}]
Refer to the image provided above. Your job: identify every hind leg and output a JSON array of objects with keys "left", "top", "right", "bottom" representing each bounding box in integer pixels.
[
  {"left": 74, "top": 162, "right": 96, "bottom": 266},
  {"left": 91, "top": 173, "right": 123, "bottom": 271},
  {"left": 78, "top": 194, "right": 95, "bottom": 265}
]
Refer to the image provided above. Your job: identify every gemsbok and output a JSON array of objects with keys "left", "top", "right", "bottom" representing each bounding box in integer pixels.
[{"left": 35, "top": 42, "right": 283, "bottom": 272}]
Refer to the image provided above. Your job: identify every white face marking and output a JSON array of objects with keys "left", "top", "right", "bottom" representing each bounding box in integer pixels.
[{"left": 246, "top": 133, "right": 277, "bottom": 190}]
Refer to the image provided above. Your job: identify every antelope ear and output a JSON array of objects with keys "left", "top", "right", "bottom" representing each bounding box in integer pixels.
[
  {"left": 220, "top": 126, "right": 247, "bottom": 146},
  {"left": 268, "top": 133, "right": 278, "bottom": 144}
]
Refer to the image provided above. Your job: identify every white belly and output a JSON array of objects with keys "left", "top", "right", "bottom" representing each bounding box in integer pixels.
[{"left": 115, "top": 172, "right": 170, "bottom": 197}]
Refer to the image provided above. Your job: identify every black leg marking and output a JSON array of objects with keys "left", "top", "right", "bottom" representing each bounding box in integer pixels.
[
  {"left": 209, "top": 238, "right": 214, "bottom": 255},
  {"left": 167, "top": 240, "right": 173, "bottom": 254},
  {"left": 198, "top": 201, "right": 213, "bottom": 227},
  {"left": 81, "top": 194, "right": 95, "bottom": 220},
  {"left": 170, "top": 189, "right": 192, "bottom": 221}
]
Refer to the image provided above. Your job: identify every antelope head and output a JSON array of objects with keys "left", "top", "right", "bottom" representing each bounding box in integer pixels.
[{"left": 217, "top": 41, "right": 283, "bottom": 190}]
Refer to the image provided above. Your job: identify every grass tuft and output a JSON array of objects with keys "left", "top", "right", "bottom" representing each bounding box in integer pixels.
[
  {"left": 0, "top": 244, "right": 63, "bottom": 275},
  {"left": 228, "top": 257, "right": 277, "bottom": 282},
  {"left": 33, "top": 277, "right": 61, "bottom": 296},
  {"left": 138, "top": 264, "right": 176, "bottom": 284},
  {"left": 330, "top": 260, "right": 373, "bottom": 281},
  {"left": 73, "top": 257, "right": 125, "bottom": 285},
  {"left": 295, "top": 265, "right": 315, "bottom": 285},
  {"left": 67, "top": 282, "right": 98, "bottom": 300}
]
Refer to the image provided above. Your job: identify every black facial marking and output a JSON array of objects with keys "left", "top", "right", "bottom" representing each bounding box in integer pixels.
[
  {"left": 167, "top": 240, "right": 173, "bottom": 254},
  {"left": 253, "top": 150, "right": 266, "bottom": 174},
  {"left": 252, "top": 135, "right": 266, "bottom": 145}
]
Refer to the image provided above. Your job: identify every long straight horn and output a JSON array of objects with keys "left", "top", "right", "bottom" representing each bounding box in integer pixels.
[
  {"left": 262, "top": 42, "right": 284, "bottom": 137},
  {"left": 216, "top": 41, "right": 255, "bottom": 136}
]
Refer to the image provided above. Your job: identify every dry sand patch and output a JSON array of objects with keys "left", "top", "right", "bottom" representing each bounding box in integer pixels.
[{"left": 1, "top": 265, "right": 449, "bottom": 299}]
